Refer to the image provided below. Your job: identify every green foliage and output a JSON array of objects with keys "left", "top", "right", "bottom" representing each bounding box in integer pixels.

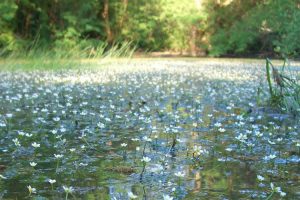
[
  {"left": 203, "top": 0, "right": 300, "bottom": 57},
  {"left": 0, "top": 0, "right": 299, "bottom": 57},
  {"left": 265, "top": 58, "right": 300, "bottom": 116},
  {"left": 160, "top": 0, "right": 205, "bottom": 51},
  {"left": 0, "top": 0, "right": 18, "bottom": 55}
]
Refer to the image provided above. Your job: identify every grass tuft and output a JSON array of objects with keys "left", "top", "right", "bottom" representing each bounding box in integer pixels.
[
  {"left": 0, "top": 41, "right": 136, "bottom": 71},
  {"left": 265, "top": 58, "right": 300, "bottom": 116}
]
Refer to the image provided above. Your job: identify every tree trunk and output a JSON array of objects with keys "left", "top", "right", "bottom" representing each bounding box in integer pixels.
[
  {"left": 189, "top": 25, "right": 198, "bottom": 57},
  {"left": 102, "top": 0, "right": 113, "bottom": 43},
  {"left": 119, "top": 0, "right": 128, "bottom": 28}
]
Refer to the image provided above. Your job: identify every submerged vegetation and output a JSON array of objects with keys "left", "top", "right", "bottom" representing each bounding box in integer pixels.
[{"left": 0, "top": 60, "right": 299, "bottom": 199}]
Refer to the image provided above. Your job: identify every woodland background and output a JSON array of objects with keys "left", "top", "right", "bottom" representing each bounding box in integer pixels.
[{"left": 0, "top": 0, "right": 299, "bottom": 58}]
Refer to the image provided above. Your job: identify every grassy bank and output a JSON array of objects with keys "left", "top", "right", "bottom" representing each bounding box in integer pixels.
[{"left": 0, "top": 42, "right": 135, "bottom": 71}]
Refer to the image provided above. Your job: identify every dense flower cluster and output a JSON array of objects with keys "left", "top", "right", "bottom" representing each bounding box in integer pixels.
[{"left": 0, "top": 60, "right": 298, "bottom": 199}]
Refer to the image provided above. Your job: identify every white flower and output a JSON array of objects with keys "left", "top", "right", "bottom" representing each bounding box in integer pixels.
[
  {"left": 53, "top": 117, "right": 60, "bottom": 122},
  {"left": 275, "top": 186, "right": 282, "bottom": 193},
  {"left": 27, "top": 185, "right": 37, "bottom": 194},
  {"left": 97, "top": 122, "right": 105, "bottom": 128},
  {"left": 12, "top": 138, "right": 21, "bottom": 147},
  {"left": 218, "top": 128, "right": 226, "bottom": 132},
  {"left": 31, "top": 142, "right": 40, "bottom": 148},
  {"left": 70, "top": 148, "right": 76, "bottom": 152},
  {"left": 0, "top": 174, "right": 7, "bottom": 179},
  {"left": 225, "top": 148, "right": 233, "bottom": 152},
  {"left": 277, "top": 138, "right": 283, "bottom": 142},
  {"left": 54, "top": 154, "right": 63, "bottom": 159},
  {"left": 279, "top": 191, "right": 286, "bottom": 197},
  {"left": 25, "top": 133, "right": 33, "bottom": 137},
  {"left": 79, "top": 163, "right": 88, "bottom": 167},
  {"left": 214, "top": 122, "right": 222, "bottom": 127},
  {"left": 18, "top": 131, "right": 25, "bottom": 136},
  {"left": 174, "top": 171, "right": 185, "bottom": 177},
  {"left": 268, "top": 140, "right": 275, "bottom": 145},
  {"left": 141, "top": 156, "right": 151, "bottom": 163},
  {"left": 257, "top": 175, "right": 264, "bottom": 181},
  {"left": 143, "top": 136, "right": 152, "bottom": 142},
  {"left": 128, "top": 191, "right": 138, "bottom": 199},
  {"left": 6, "top": 113, "right": 13, "bottom": 118},
  {"left": 163, "top": 194, "right": 173, "bottom": 200},
  {"left": 193, "top": 145, "right": 208, "bottom": 156},
  {"left": 30, "top": 162, "right": 37, "bottom": 167},
  {"left": 48, "top": 179, "right": 56, "bottom": 184},
  {"left": 270, "top": 182, "right": 274, "bottom": 190},
  {"left": 63, "top": 186, "right": 74, "bottom": 194},
  {"left": 121, "top": 143, "right": 127, "bottom": 147}
]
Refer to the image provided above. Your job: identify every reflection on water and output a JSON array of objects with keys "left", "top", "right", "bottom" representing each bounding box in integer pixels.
[{"left": 0, "top": 60, "right": 299, "bottom": 199}]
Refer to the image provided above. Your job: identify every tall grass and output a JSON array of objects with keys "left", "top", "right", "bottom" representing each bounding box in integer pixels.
[
  {"left": 265, "top": 58, "right": 300, "bottom": 116},
  {"left": 0, "top": 41, "right": 136, "bottom": 71}
]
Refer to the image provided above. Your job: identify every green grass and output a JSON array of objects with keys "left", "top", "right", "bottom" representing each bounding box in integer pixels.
[
  {"left": 0, "top": 41, "right": 136, "bottom": 71},
  {"left": 265, "top": 58, "right": 300, "bottom": 116}
]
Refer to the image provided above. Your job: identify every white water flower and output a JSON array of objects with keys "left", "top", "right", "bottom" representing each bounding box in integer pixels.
[
  {"left": 25, "top": 133, "right": 33, "bottom": 137},
  {"left": 225, "top": 147, "right": 233, "bottom": 152},
  {"left": 63, "top": 186, "right": 74, "bottom": 193},
  {"left": 141, "top": 156, "right": 151, "bottom": 163},
  {"left": 193, "top": 145, "right": 208, "bottom": 156},
  {"left": 12, "top": 138, "right": 21, "bottom": 147},
  {"left": 97, "top": 122, "right": 105, "bottom": 128},
  {"left": 174, "top": 171, "right": 185, "bottom": 177},
  {"left": 257, "top": 175, "right": 264, "bottom": 181},
  {"left": 163, "top": 194, "right": 173, "bottom": 200},
  {"left": 53, "top": 117, "right": 60, "bottom": 122},
  {"left": 30, "top": 162, "right": 37, "bottom": 167},
  {"left": 54, "top": 154, "right": 63, "bottom": 159},
  {"left": 121, "top": 143, "right": 127, "bottom": 147},
  {"left": 128, "top": 191, "right": 138, "bottom": 199},
  {"left": 218, "top": 128, "right": 226, "bottom": 133},
  {"left": 27, "top": 185, "right": 37, "bottom": 194},
  {"left": 270, "top": 182, "right": 274, "bottom": 190},
  {"left": 214, "top": 122, "right": 222, "bottom": 127},
  {"left": 6, "top": 113, "right": 13, "bottom": 118},
  {"left": 279, "top": 191, "right": 286, "bottom": 197},
  {"left": 31, "top": 142, "right": 40, "bottom": 148},
  {"left": 268, "top": 140, "right": 275, "bottom": 145},
  {"left": 0, "top": 174, "right": 7, "bottom": 179},
  {"left": 18, "top": 131, "right": 25, "bottom": 136},
  {"left": 48, "top": 179, "right": 56, "bottom": 184},
  {"left": 143, "top": 136, "right": 152, "bottom": 142}
]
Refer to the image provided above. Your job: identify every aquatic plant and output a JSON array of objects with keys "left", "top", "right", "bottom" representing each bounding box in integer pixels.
[
  {"left": 265, "top": 58, "right": 300, "bottom": 116},
  {"left": 0, "top": 60, "right": 298, "bottom": 199}
]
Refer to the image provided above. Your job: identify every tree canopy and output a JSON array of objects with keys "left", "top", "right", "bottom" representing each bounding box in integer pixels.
[{"left": 0, "top": 0, "right": 299, "bottom": 57}]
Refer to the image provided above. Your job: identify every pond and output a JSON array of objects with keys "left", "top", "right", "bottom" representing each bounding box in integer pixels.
[{"left": 0, "top": 59, "right": 299, "bottom": 200}]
